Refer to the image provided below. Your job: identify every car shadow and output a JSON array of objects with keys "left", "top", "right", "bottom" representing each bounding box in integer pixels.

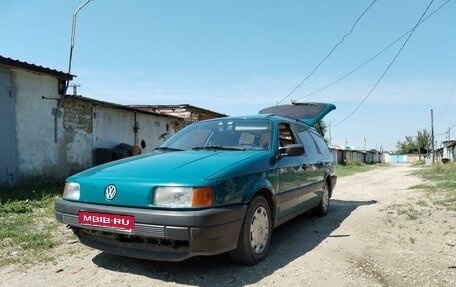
[{"left": 92, "top": 199, "right": 376, "bottom": 286}]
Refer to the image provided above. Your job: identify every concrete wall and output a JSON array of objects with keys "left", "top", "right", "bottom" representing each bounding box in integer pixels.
[
  {"left": 62, "top": 98, "right": 93, "bottom": 174},
  {"left": 13, "top": 69, "right": 69, "bottom": 179},
  {"left": 92, "top": 104, "right": 177, "bottom": 153}
]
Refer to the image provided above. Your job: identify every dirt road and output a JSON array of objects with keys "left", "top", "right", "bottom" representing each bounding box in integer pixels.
[{"left": 1, "top": 164, "right": 455, "bottom": 286}]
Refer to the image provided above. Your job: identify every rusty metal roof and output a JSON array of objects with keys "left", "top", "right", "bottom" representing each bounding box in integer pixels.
[
  {"left": 65, "top": 95, "right": 182, "bottom": 120},
  {"left": 0, "top": 55, "right": 74, "bottom": 81},
  {"left": 130, "top": 104, "right": 228, "bottom": 118}
]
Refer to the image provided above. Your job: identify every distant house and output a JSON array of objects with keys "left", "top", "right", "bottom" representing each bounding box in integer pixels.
[
  {"left": 440, "top": 140, "right": 456, "bottom": 163},
  {"left": 0, "top": 56, "right": 183, "bottom": 184},
  {"left": 448, "top": 141, "right": 456, "bottom": 162},
  {"left": 130, "top": 104, "right": 228, "bottom": 131},
  {"left": 330, "top": 145, "right": 383, "bottom": 165}
]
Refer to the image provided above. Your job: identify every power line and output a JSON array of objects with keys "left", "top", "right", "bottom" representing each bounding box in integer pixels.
[
  {"left": 437, "top": 73, "right": 456, "bottom": 123},
  {"left": 295, "top": 0, "right": 452, "bottom": 100},
  {"left": 334, "top": 0, "right": 436, "bottom": 126},
  {"left": 276, "top": 0, "right": 378, "bottom": 105}
]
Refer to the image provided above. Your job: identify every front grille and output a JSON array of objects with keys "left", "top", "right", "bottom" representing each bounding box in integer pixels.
[
  {"left": 74, "top": 228, "right": 190, "bottom": 251},
  {"left": 60, "top": 214, "right": 166, "bottom": 238}
]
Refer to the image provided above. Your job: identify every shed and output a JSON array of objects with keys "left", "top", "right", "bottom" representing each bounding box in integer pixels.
[{"left": 0, "top": 55, "right": 183, "bottom": 184}]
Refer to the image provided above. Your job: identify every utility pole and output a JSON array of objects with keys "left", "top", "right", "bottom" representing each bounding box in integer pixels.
[
  {"left": 54, "top": 0, "right": 93, "bottom": 143},
  {"left": 417, "top": 130, "right": 421, "bottom": 161},
  {"left": 362, "top": 136, "right": 368, "bottom": 151},
  {"left": 328, "top": 122, "right": 332, "bottom": 146},
  {"left": 68, "top": 0, "right": 93, "bottom": 75},
  {"left": 431, "top": 109, "right": 435, "bottom": 164}
]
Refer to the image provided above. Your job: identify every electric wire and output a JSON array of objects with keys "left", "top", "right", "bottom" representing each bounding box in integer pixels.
[
  {"left": 334, "top": 0, "right": 436, "bottom": 126},
  {"left": 438, "top": 73, "right": 456, "bottom": 123},
  {"left": 276, "top": 0, "right": 378, "bottom": 105},
  {"left": 295, "top": 0, "right": 451, "bottom": 101}
]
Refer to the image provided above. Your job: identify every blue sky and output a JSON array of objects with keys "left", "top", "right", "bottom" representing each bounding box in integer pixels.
[{"left": 1, "top": 0, "right": 455, "bottom": 151}]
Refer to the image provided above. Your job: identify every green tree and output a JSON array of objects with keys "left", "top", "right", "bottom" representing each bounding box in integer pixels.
[
  {"left": 396, "top": 129, "right": 431, "bottom": 156},
  {"left": 397, "top": 136, "right": 417, "bottom": 154},
  {"left": 416, "top": 129, "right": 431, "bottom": 158}
]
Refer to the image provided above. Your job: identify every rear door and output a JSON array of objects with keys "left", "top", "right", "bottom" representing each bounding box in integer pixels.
[
  {"left": 294, "top": 126, "right": 325, "bottom": 208},
  {"left": 276, "top": 122, "right": 321, "bottom": 220}
]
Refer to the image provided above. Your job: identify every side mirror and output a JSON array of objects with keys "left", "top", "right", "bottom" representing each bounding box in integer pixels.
[{"left": 279, "top": 144, "right": 304, "bottom": 156}]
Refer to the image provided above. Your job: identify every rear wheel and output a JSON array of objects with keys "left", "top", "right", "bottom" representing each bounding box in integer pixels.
[
  {"left": 313, "top": 180, "right": 330, "bottom": 216},
  {"left": 230, "top": 196, "right": 272, "bottom": 265}
]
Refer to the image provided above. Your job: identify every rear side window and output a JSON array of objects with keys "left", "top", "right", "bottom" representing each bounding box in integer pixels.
[
  {"left": 298, "top": 130, "right": 319, "bottom": 156},
  {"left": 310, "top": 132, "right": 331, "bottom": 155}
]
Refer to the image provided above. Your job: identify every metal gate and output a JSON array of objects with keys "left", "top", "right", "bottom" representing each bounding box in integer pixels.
[{"left": 0, "top": 69, "right": 17, "bottom": 184}]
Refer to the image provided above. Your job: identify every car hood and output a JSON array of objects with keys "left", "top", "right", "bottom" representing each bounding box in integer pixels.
[
  {"left": 259, "top": 102, "right": 336, "bottom": 126},
  {"left": 70, "top": 150, "right": 267, "bottom": 184}
]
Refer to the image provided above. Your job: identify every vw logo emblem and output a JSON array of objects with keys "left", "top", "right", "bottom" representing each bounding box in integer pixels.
[{"left": 104, "top": 184, "right": 117, "bottom": 200}]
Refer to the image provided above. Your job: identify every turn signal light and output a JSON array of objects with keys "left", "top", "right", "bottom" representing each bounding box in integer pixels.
[{"left": 191, "top": 187, "right": 213, "bottom": 207}]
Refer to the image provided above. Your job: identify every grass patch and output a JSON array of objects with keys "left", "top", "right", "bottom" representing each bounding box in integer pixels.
[
  {"left": 382, "top": 203, "right": 422, "bottom": 220},
  {"left": 396, "top": 205, "right": 421, "bottom": 220},
  {"left": 411, "top": 163, "right": 456, "bottom": 212},
  {"left": 335, "top": 161, "right": 384, "bottom": 177},
  {"left": 0, "top": 175, "right": 64, "bottom": 266}
]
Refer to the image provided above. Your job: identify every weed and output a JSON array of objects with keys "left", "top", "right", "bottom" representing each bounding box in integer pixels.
[
  {"left": 335, "top": 163, "right": 379, "bottom": 177},
  {"left": 396, "top": 205, "right": 421, "bottom": 220},
  {"left": 411, "top": 164, "right": 456, "bottom": 211},
  {"left": 384, "top": 217, "right": 395, "bottom": 226},
  {"left": 0, "top": 176, "right": 64, "bottom": 266},
  {"left": 416, "top": 200, "right": 428, "bottom": 207}
]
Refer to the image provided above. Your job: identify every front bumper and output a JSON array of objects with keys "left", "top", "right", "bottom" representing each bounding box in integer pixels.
[{"left": 55, "top": 199, "right": 247, "bottom": 261}]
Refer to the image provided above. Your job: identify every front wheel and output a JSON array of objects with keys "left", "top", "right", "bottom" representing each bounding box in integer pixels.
[{"left": 230, "top": 196, "right": 272, "bottom": 265}]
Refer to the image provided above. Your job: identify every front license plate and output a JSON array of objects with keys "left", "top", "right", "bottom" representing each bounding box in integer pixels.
[{"left": 78, "top": 211, "right": 135, "bottom": 231}]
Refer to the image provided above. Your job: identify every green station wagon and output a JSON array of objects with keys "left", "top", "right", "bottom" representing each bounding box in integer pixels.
[{"left": 55, "top": 102, "right": 337, "bottom": 265}]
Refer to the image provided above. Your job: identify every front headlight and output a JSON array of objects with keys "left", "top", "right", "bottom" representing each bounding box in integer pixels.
[
  {"left": 153, "top": 186, "right": 213, "bottom": 207},
  {"left": 63, "top": 182, "right": 80, "bottom": 200}
]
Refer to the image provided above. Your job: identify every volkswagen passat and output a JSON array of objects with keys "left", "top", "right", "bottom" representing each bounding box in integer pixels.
[{"left": 55, "top": 102, "right": 337, "bottom": 265}]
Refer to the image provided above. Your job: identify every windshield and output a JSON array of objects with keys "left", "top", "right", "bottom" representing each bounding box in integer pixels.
[{"left": 159, "top": 119, "right": 272, "bottom": 151}]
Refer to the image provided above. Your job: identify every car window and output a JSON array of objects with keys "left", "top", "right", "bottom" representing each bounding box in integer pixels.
[
  {"left": 278, "top": 123, "right": 298, "bottom": 147},
  {"left": 161, "top": 119, "right": 272, "bottom": 150},
  {"left": 310, "top": 131, "right": 331, "bottom": 155},
  {"left": 298, "top": 130, "right": 319, "bottom": 156},
  {"left": 165, "top": 125, "right": 213, "bottom": 150}
]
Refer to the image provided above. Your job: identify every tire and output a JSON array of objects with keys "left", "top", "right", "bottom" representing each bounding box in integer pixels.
[
  {"left": 313, "top": 180, "right": 330, "bottom": 217},
  {"left": 230, "top": 196, "right": 272, "bottom": 265}
]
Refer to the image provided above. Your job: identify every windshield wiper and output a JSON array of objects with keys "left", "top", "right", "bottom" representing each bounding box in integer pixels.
[
  {"left": 192, "top": 145, "right": 245, "bottom": 151},
  {"left": 154, "top": 146, "right": 184, "bottom": 152}
]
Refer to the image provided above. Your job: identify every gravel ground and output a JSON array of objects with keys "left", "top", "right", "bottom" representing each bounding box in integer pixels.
[{"left": 1, "top": 164, "right": 455, "bottom": 287}]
